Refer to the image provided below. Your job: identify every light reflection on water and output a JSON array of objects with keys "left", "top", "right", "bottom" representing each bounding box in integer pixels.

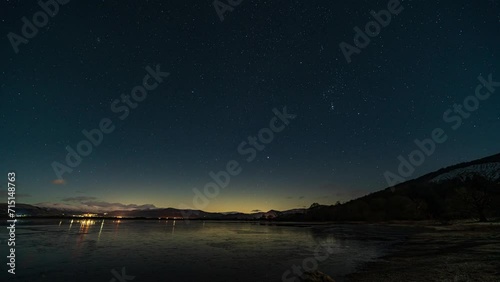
[{"left": 1, "top": 219, "right": 413, "bottom": 282}]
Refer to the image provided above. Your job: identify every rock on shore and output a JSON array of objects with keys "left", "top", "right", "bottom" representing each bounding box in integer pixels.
[{"left": 301, "top": 271, "right": 335, "bottom": 282}]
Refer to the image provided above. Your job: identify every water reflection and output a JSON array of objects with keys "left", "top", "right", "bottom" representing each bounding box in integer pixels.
[
  {"left": 79, "top": 219, "right": 96, "bottom": 233},
  {"left": 68, "top": 219, "right": 73, "bottom": 231},
  {"left": 12, "top": 220, "right": 412, "bottom": 282},
  {"left": 98, "top": 219, "right": 105, "bottom": 242}
]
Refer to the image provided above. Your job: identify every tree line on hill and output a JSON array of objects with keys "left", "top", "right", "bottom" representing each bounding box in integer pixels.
[{"left": 275, "top": 174, "right": 500, "bottom": 222}]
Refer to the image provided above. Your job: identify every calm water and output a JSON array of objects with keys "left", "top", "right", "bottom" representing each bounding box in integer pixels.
[{"left": 1, "top": 219, "right": 413, "bottom": 282}]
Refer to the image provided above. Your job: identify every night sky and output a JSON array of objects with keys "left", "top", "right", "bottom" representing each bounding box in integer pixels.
[{"left": 1, "top": 0, "right": 499, "bottom": 213}]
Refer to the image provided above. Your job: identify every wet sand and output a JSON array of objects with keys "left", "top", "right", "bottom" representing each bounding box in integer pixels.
[{"left": 346, "top": 222, "right": 500, "bottom": 282}]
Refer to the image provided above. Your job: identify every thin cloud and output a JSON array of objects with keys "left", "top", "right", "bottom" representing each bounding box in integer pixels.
[
  {"left": 82, "top": 201, "right": 156, "bottom": 210},
  {"left": 36, "top": 198, "right": 157, "bottom": 212},
  {"left": 62, "top": 196, "right": 97, "bottom": 202},
  {"left": 52, "top": 179, "right": 66, "bottom": 185}
]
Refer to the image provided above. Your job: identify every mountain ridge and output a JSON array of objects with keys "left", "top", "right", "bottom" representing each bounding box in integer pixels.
[{"left": 3, "top": 152, "right": 499, "bottom": 220}]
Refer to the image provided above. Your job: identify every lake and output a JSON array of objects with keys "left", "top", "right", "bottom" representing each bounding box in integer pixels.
[{"left": 1, "top": 219, "right": 414, "bottom": 282}]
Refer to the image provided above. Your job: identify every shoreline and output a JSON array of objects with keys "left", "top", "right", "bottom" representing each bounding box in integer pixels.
[{"left": 345, "top": 222, "right": 500, "bottom": 281}]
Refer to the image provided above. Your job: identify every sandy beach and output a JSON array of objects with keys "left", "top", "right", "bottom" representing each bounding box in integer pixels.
[{"left": 346, "top": 222, "right": 500, "bottom": 282}]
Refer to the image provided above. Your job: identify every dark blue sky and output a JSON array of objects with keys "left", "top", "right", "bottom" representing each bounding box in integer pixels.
[{"left": 1, "top": 0, "right": 499, "bottom": 212}]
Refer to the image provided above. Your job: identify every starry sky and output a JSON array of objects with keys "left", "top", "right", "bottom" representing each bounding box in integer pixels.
[{"left": 1, "top": 0, "right": 499, "bottom": 213}]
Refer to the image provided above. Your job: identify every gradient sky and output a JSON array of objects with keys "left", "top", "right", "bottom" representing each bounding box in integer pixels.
[{"left": 1, "top": 0, "right": 499, "bottom": 213}]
